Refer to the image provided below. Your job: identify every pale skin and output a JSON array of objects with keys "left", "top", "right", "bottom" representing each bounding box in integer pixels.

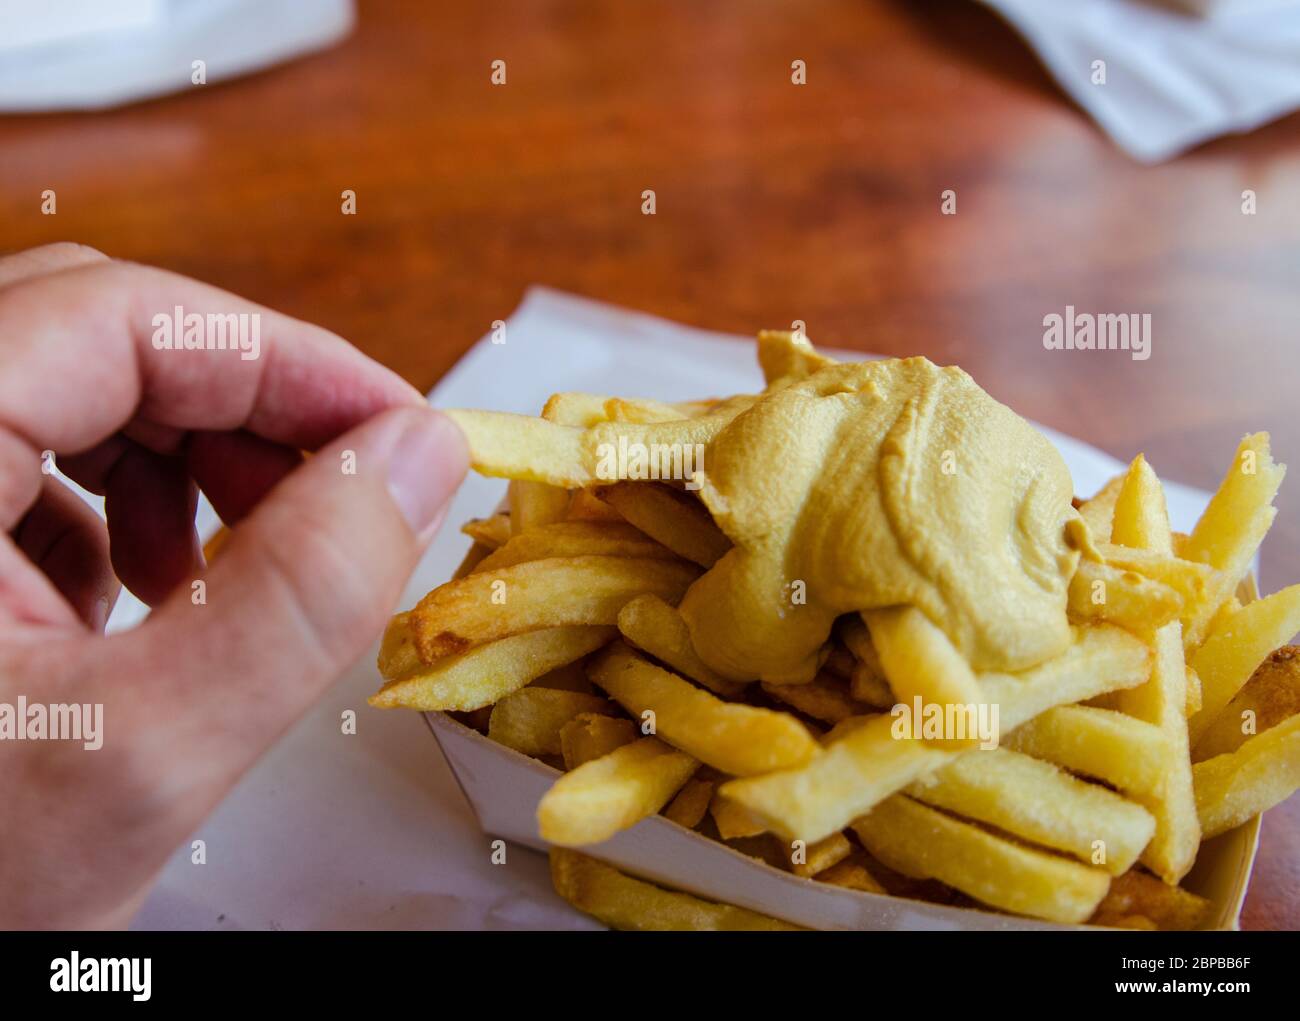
[{"left": 0, "top": 244, "right": 469, "bottom": 929}]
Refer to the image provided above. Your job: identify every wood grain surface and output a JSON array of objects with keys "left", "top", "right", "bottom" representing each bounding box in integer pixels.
[{"left": 1, "top": 0, "right": 1296, "bottom": 929}]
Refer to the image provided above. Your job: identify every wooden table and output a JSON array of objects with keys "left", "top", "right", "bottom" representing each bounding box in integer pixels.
[{"left": 2, "top": 0, "right": 1296, "bottom": 929}]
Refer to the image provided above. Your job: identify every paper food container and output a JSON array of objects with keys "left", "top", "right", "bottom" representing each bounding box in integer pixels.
[{"left": 420, "top": 548, "right": 1262, "bottom": 932}]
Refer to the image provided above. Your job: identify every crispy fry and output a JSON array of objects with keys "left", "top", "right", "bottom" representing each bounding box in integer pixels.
[
  {"left": 790, "top": 832, "right": 852, "bottom": 878},
  {"left": 906, "top": 748, "right": 1155, "bottom": 875},
  {"left": 371, "top": 626, "right": 615, "bottom": 711},
  {"left": 762, "top": 673, "right": 862, "bottom": 724},
  {"left": 549, "top": 849, "right": 801, "bottom": 930},
  {"left": 1004, "top": 705, "right": 1170, "bottom": 799},
  {"left": 472, "top": 520, "right": 678, "bottom": 574},
  {"left": 566, "top": 487, "right": 624, "bottom": 522},
  {"left": 559, "top": 713, "right": 639, "bottom": 770},
  {"left": 507, "top": 479, "right": 571, "bottom": 535},
  {"left": 1181, "top": 433, "right": 1286, "bottom": 650},
  {"left": 864, "top": 605, "right": 983, "bottom": 746},
  {"left": 486, "top": 688, "right": 615, "bottom": 757},
  {"left": 1188, "top": 584, "right": 1300, "bottom": 746},
  {"left": 377, "top": 611, "right": 420, "bottom": 680},
  {"left": 616, "top": 593, "right": 745, "bottom": 697},
  {"left": 543, "top": 392, "right": 616, "bottom": 427},
  {"left": 1194, "top": 646, "right": 1300, "bottom": 761},
  {"left": 445, "top": 408, "right": 592, "bottom": 487},
  {"left": 461, "top": 513, "right": 512, "bottom": 549},
  {"left": 1110, "top": 454, "right": 1201, "bottom": 884},
  {"left": 599, "top": 482, "right": 730, "bottom": 567},
  {"left": 838, "top": 616, "right": 893, "bottom": 706},
  {"left": 539, "top": 737, "right": 697, "bottom": 845},
  {"left": 710, "top": 791, "right": 767, "bottom": 840},
  {"left": 1068, "top": 559, "right": 1182, "bottom": 629},
  {"left": 816, "top": 859, "right": 887, "bottom": 895},
  {"left": 410, "top": 556, "right": 699, "bottom": 661},
  {"left": 588, "top": 642, "right": 820, "bottom": 776},
  {"left": 721, "top": 625, "right": 1150, "bottom": 842},
  {"left": 1077, "top": 474, "right": 1125, "bottom": 543},
  {"left": 1090, "top": 869, "right": 1211, "bottom": 931},
  {"left": 662, "top": 777, "right": 714, "bottom": 829},
  {"left": 1194, "top": 713, "right": 1300, "bottom": 839},
  {"left": 852, "top": 796, "right": 1111, "bottom": 924}
]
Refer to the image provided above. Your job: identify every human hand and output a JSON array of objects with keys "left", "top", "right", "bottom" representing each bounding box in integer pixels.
[{"left": 0, "top": 244, "right": 467, "bottom": 929}]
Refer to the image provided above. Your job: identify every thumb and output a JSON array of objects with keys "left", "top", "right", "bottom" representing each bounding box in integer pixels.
[{"left": 125, "top": 405, "right": 467, "bottom": 779}]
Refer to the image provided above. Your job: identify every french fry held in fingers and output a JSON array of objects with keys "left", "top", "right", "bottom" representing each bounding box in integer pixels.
[{"left": 378, "top": 328, "right": 1300, "bottom": 930}]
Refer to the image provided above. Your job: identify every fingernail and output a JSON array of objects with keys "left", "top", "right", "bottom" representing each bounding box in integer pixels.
[{"left": 387, "top": 410, "right": 468, "bottom": 537}]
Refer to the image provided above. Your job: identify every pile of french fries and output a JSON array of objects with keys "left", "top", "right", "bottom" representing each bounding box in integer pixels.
[{"left": 373, "top": 332, "right": 1300, "bottom": 930}]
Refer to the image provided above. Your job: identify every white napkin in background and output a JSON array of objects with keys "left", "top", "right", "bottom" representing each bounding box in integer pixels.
[
  {"left": 86, "top": 287, "right": 1208, "bottom": 930},
  {"left": 0, "top": 0, "right": 354, "bottom": 112},
  {"left": 976, "top": 0, "right": 1300, "bottom": 162}
]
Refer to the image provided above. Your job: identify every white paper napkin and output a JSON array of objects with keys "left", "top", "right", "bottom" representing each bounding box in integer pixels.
[
  {"left": 977, "top": 0, "right": 1300, "bottom": 162},
  {"left": 123, "top": 287, "right": 1210, "bottom": 929},
  {"left": 0, "top": 0, "right": 353, "bottom": 112}
]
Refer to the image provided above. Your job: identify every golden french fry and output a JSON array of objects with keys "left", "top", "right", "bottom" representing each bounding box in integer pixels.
[
  {"left": 549, "top": 849, "right": 801, "bottom": 931},
  {"left": 662, "top": 777, "right": 714, "bottom": 829},
  {"left": 852, "top": 796, "right": 1111, "bottom": 924},
  {"left": 1181, "top": 433, "right": 1286, "bottom": 650},
  {"left": 472, "top": 521, "right": 678, "bottom": 574},
  {"left": 816, "top": 859, "right": 887, "bottom": 895},
  {"left": 864, "top": 606, "right": 983, "bottom": 747},
  {"left": 539, "top": 737, "right": 698, "bottom": 845},
  {"left": 461, "top": 513, "right": 512, "bottom": 549},
  {"left": 543, "top": 392, "right": 617, "bottom": 427},
  {"left": 559, "top": 712, "right": 639, "bottom": 770},
  {"left": 377, "top": 611, "right": 419, "bottom": 680},
  {"left": 486, "top": 688, "right": 615, "bottom": 757},
  {"left": 410, "top": 555, "right": 699, "bottom": 661},
  {"left": 1110, "top": 454, "right": 1201, "bottom": 884},
  {"left": 1004, "top": 705, "right": 1170, "bottom": 800},
  {"left": 371, "top": 626, "right": 616, "bottom": 711},
  {"left": 1188, "top": 585, "right": 1300, "bottom": 747},
  {"left": 710, "top": 791, "right": 767, "bottom": 840},
  {"left": 838, "top": 617, "right": 893, "bottom": 706},
  {"left": 906, "top": 748, "right": 1155, "bottom": 875},
  {"left": 1068, "top": 559, "right": 1182, "bottom": 629},
  {"left": 721, "top": 625, "right": 1150, "bottom": 842},
  {"left": 790, "top": 832, "right": 852, "bottom": 879},
  {"left": 756, "top": 329, "right": 836, "bottom": 387},
  {"left": 588, "top": 642, "right": 820, "bottom": 776},
  {"left": 1194, "top": 646, "right": 1300, "bottom": 761},
  {"left": 1090, "top": 869, "right": 1211, "bottom": 931},
  {"left": 1094, "top": 543, "right": 1218, "bottom": 612},
  {"left": 566, "top": 487, "right": 625, "bottom": 522},
  {"left": 762, "top": 674, "right": 862, "bottom": 724},
  {"left": 508, "top": 479, "right": 571, "bottom": 535},
  {"left": 616, "top": 594, "right": 745, "bottom": 697},
  {"left": 1185, "top": 666, "right": 1203, "bottom": 717},
  {"left": 445, "top": 408, "right": 592, "bottom": 487},
  {"left": 1194, "top": 713, "right": 1300, "bottom": 839},
  {"left": 1077, "top": 474, "right": 1125, "bottom": 543},
  {"left": 605, "top": 397, "right": 691, "bottom": 424},
  {"left": 599, "top": 482, "right": 730, "bottom": 567}
]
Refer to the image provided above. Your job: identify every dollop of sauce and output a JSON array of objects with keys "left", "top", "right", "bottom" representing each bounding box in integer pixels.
[{"left": 678, "top": 357, "right": 1081, "bottom": 683}]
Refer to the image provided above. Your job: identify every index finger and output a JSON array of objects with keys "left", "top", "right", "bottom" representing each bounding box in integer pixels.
[{"left": 0, "top": 260, "right": 424, "bottom": 457}]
